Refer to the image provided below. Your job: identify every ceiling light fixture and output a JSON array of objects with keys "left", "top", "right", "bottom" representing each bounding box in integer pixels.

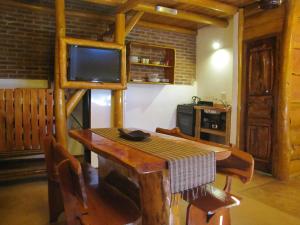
[
  {"left": 259, "top": 0, "right": 284, "bottom": 9},
  {"left": 155, "top": 6, "right": 178, "bottom": 15}
]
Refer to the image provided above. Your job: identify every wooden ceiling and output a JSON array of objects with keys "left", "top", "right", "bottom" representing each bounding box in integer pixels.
[{"left": 83, "top": 0, "right": 258, "bottom": 33}]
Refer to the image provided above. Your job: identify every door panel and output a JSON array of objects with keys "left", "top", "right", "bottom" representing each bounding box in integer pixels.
[
  {"left": 247, "top": 125, "right": 272, "bottom": 162},
  {"left": 245, "top": 36, "right": 277, "bottom": 173},
  {"left": 247, "top": 96, "right": 273, "bottom": 120},
  {"left": 248, "top": 46, "right": 274, "bottom": 96}
]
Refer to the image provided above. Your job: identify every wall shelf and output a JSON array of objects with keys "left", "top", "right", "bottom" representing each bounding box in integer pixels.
[
  {"left": 129, "top": 81, "right": 171, "bottom": 85},
  {"left": 200, "top": 128, "right": 226, "bottom": 137},
  {"left": 127, "top": 42, "right": 175, "bottom": 85},
  {"left": 130, "top": 62, "right": 173, "bottom": 68}
]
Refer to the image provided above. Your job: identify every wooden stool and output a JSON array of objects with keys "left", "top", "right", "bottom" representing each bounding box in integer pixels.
[
  {"left": 156, "top": 127, "right": 254, "bottom": 225},
  {"left": 184, "top": 186, "right": 240, "bottom": 225}
]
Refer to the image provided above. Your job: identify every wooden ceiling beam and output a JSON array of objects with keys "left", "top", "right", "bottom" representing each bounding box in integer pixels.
[
  {"left": 4, "top": 0, "right": 196, "bottom": 35},
  {"left": 173, "top": 0, "right": 238, "bottom": 16},
  {"left": 125, "top": 11, "right": 144, "bottom": 36},
  {"left": 134, "top": 4, "right": 228, "bottom": 27},
  {"left": 115, "top": 0, "right": 143, "bottom": 14},
  {"left": 138, "top": 20, "right": 196, "bottom": 35},
  {"left": 84, "top": 0, "right": 124, "bottom": 7}
]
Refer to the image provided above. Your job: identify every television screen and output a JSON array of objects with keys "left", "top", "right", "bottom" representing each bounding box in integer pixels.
[{"left": 68, "top": 45, "right": 121, "bottom": 83}]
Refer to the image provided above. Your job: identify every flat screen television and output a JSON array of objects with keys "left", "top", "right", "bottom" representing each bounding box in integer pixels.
[
  {"left": 59, "top": 38, "right": 126, "bottom": 89},
  {"left": 68, "top": 45, "right": 121, "bottom": 83}
]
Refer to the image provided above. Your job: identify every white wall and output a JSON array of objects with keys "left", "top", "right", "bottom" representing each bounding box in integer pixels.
[
  {"left": 196, "top": 20, "right": 234, "bottom": 103},
  {"left": 196, "top": 15, "right": 239, "bottom": 144},
  {"left": 0, "top": 79, "right": 48, "bottom": 88}
]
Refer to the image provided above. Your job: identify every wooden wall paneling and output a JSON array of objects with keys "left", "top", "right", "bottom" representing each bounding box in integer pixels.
[
  {"left": 290, "top": 74, "right": 300, "bottom": 99},
  {"left": 0, "top": 90, "right": 6, "bottom": 151},
  {"left": 23, "top": 89, "right": 32, "bottom": 149},
  {"left": 46, "top": 89, "right": 54, "bottom": 136},
  {"left": 290, "top": 103, "right": 300, "bottom": 129},
  {"left": 30, "top": 89, "right": 39, "bottom": 149},
  {"left": 5, "top": 90, "right": 14, "bottom": 150},
  {"left": 244, "top": 5, "right": 285, "bottom": 41}
]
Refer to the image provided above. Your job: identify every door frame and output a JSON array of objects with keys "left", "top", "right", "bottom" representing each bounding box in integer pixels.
[{"left": 238, "top": 33, "right": 281, "bottom": 174}]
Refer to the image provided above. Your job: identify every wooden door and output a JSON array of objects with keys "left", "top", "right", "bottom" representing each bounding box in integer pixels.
[{"left": 245, "top": 36, "right": 278, "bottom": 173}]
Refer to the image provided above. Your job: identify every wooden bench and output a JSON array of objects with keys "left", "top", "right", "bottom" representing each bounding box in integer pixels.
[{"left": 0, "top": 88, "right": 54, "bottom": 181}]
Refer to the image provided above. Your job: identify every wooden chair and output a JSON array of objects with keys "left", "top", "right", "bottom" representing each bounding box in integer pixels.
[
  {"left": 43, "top": 136, "right": 64, "bottom": 223},
  {"left": 43, "top": 135, "right": 99, "bottom": 223},
  {"left": 55, "top": 142, "right": 141, "bottom": 225},
  {"left": 155, "top": 127, "right": 254, "bottom": 225}
]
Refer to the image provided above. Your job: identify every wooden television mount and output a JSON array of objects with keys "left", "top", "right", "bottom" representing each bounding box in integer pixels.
[{"left": 59, "top": 37, "right": 127, "bottom": 90}]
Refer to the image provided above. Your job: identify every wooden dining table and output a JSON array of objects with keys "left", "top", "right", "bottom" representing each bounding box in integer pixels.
[{"left": 69, "top": 128, "right": 231, "bottom": 225}]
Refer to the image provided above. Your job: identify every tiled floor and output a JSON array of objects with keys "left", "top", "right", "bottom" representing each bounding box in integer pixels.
[
  {"left": 0, "top": 172, "right": 299, "bottom": 225},
  {"left": 216, "top": 173, "right": 300, "bottom": 225}
]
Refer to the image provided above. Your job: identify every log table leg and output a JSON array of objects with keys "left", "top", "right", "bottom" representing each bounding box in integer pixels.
[{"left": 139, "top": 170, "right": 173, "bottom": 225}]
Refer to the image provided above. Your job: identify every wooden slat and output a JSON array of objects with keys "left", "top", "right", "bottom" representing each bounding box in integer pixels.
[
  {"left": 30, "top": 89, "right": 39, "bottom": 149},
  {"left": 46, "top": 89, "right": 54, "bottom": 136},
  {"left": 38, "top": 89, "right": 46, "bottom": 144},
  {"left": 0, "top": 90, "right": 6, "bottom": 151},
  {"left": 5, "top": 90, "right": 14, "bottom": 150},
  {"left": 14, "top": 89, "right": 23, "bottom": 150},
  {"left": 22, "top": 89, "right": 31, "bottom": 149}
]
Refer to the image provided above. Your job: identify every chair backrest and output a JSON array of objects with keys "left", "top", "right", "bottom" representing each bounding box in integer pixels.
[
  {"left": 55, "top": 143, "right": 88, "bottom": 210},
  {"left": 0, "top": 89, "right": 53, "bottom": 154},
  {"left": 156, "top": 127, "right": 254, "bottom": 184},
  {"left": 43, "top": 135, "right": 73, "bottom": 182}
]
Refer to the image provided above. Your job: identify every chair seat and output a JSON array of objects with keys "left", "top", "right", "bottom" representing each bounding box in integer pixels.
[
  {"left": 78, "top": 164, "right": 141, "bottom": 225},
  {"left": 184, "top": 186, "right": 240, "bottom": 214},
  {"left": 80, "top": 183, "right": 141, "bottom": 225}
]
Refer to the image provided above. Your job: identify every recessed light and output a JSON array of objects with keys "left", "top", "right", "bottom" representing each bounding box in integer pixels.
[{"left": 212, "top": 41, "right": 221, "bottom": 50}]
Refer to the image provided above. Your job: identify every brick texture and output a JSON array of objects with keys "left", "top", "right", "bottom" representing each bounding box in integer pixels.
[{"left": 0, "top": 0, "right": 196, "bottom": 85}]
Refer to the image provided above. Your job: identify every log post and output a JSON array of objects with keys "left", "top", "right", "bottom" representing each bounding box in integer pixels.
[
  {"left": 112, "top": 13, "right": 125, "bottom": 128},
  {"left": 275, "top": 0, "right": 297, "bottom": 180},
  {"left": 54, "top": 0, "right": 68, "bottom": 147}
]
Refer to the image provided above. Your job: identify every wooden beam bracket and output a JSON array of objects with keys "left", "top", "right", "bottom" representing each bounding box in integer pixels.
[
  {"left": 125, "top": 11, "right": 144, "bottom": 36},
  {"left": 66, "top": 89, "right": 87, "bottom": 117},
  {"left": 116, "top": 0, "right": 142, "bottom": 14}
]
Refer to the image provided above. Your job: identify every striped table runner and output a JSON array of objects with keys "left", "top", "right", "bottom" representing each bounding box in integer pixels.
[{"left": 92, "top": 128, "right": 216, "bottom": 194}]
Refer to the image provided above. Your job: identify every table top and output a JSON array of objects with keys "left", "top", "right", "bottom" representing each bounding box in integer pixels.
[{"left": 69, "top": 129, "right": 231, "bottom": 174}]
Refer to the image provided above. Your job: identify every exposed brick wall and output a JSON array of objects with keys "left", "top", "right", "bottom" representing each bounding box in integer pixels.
[{"left": 0, "top": 0, "right": 196, "bottom": 85}]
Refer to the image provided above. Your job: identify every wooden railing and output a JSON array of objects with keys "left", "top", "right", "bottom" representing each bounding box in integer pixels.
[{"left": 0, "top": 88, "right": 54, "bottom": 157}]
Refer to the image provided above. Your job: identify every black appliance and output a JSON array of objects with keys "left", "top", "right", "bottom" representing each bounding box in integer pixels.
[
  {"left": 176, "top": 104, "right": 195, "bottom": 136},
  {"left": 201, "top": 111, "right": 226, "bottom": 131}
]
